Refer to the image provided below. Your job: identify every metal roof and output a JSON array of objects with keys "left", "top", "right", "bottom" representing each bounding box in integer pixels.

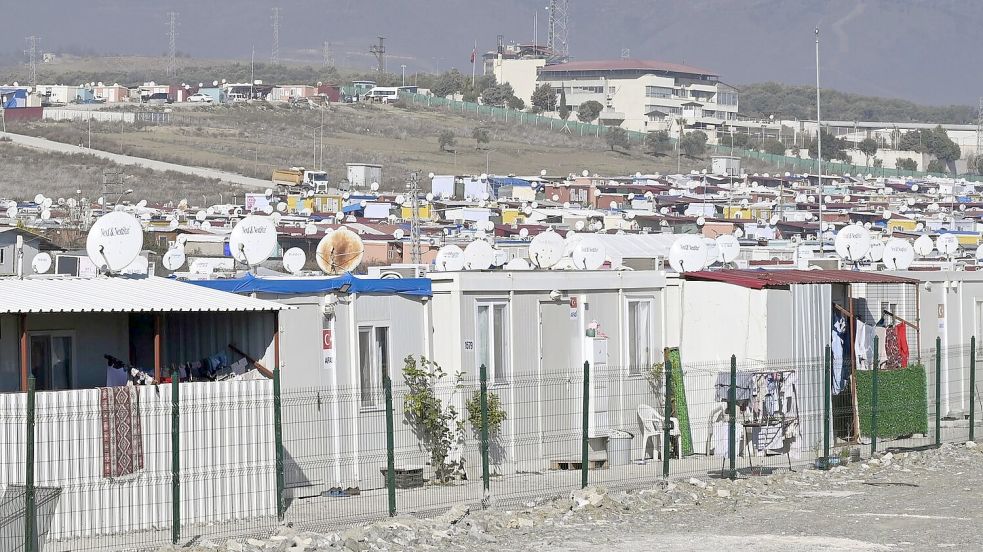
[
  {"left": 682, "top": 269, "right": 919, "bottom": 290},
  {"left": 539, "top": 59, "right": 717, "bottom": 77},
  {"left": 0, "top": 276, "right": 289, "bottom": 314}
]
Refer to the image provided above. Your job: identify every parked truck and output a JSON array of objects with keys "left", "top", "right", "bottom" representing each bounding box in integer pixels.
[{"left": 272, "top": 167, "right": 330, "bottom": 193}]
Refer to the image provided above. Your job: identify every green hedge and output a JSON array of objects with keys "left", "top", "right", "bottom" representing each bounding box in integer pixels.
[
  {"left": 665, "top": 348, "right": 694, "bottom": 456},
  {"left": 856, "top": 364, "right": 929, "bottom": 438}
]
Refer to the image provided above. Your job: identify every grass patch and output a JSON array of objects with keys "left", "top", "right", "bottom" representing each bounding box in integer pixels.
[{"left": 856, "top": 365, "right": 929, "bottom": 438}]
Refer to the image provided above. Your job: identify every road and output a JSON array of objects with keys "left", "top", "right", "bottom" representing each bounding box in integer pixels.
[{"left": 0, "top": 131, "right": 270, "bottom": 190}]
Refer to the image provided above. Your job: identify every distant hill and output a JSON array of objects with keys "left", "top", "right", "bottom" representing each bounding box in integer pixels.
[{"left": 738, "top": 82, "right": 977, "bottom": 125}]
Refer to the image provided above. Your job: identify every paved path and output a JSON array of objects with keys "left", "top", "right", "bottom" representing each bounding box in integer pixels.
[{"left": 0, "top": 131, "right": 270, "bottom": 190}]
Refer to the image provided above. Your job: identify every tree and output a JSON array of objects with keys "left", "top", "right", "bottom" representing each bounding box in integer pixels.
[
  {"left": 761, "top": 138, "right": 787, "bottom": 156},
  {"left": 679, "top": 130, "right": 708, "bottom": 157},
  {"left": 438, "top": 130, "right": 456, "bottom": 152},
  {"left": 966, "top": 154, "right": 983, "bottom": 175},
  {"left": 807, "top": 130, "right": 848, "bottom": 161},
  {"left": 480, "top": 83, "right": 516, "bottom": 107},
  {"left": 576, "top": 100, "right": 603, "bottom": 123},
  {"left": 606, "top": 126, "right": 630, "bottom": 151},
  {"left": 557, "top": 87, "right": 570, "bottom": 120},
  {"left": 873, "top": 158, "right": 883, "bottom": 168},
  {"left": 898, "top": 129, "right": 927, "bottom": 152},
  {"left": 926, "top": 125, "right": 960, "bottom": 163},
  {"left": 857, "top": 137, "right": 878, "bottom": 166},
  {"left": 645, "top": 130, "right": 671, "bottom": 156},
  {"left": 926, "top": 159, "right": 947, "bottom": 174},
  {"left": 530, "top": 83, "right": 557, "bottom": 112},
  {"left": 506, "top": 95, "right": 525, "bottom": 110},
  {"left": 895, "top": 157, "right": 918, "bottom": 171},
  {"left": 472, "top": 127, "right": 490, "bottom": 149},
  {"left": 431, "top": 69, "right": 465, "bottom": 98},
  {"left": 728, "top": 133, "right": 750, "bottom": 149}
]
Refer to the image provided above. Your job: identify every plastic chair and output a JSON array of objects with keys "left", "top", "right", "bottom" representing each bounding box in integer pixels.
[{"left": 637, "top": 404, "right": 680, "bottom": 460}]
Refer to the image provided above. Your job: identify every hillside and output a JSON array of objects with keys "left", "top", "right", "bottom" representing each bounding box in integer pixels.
[{"left": 738, "top": 82, "right": 977, "bottom": 125}]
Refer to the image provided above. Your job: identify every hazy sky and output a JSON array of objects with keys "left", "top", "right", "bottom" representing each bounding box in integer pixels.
[{"left": 2, "top": 0, "right": 981, "bottom": 105}]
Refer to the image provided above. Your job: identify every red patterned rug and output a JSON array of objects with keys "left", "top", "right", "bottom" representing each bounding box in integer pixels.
[{"left": 99, "top": 386, "right": 144, "bottom": 478}]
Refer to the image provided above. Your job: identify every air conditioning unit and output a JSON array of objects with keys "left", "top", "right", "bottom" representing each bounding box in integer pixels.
[
  {"left": 367, "top": 264, "right": 428, "bottom": 279},
  {"left": 621, "top": 258, "right": 664, "bottom": 271},
  {"left": 807, "top": 258, "right": 841, "bottom": 271}
]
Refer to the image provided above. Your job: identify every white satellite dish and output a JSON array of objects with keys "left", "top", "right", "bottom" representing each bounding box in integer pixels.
[
  {"left": 883, "top": 238, "right": 915, "bottom": 269},
  {"left": 492, "top": 248, "right": 508, "bottom": 267},
  {"left": 31, "top": 252, "right": 52, "bottom": 274},
  {"left": 976, "top": 246, "right": 983, "bottom": 263},
  {"left": 463, "top": 240, "right": 495, "bottom": 270},
  {"left": 518, "top": 228, "right": 529, "bottom": 238},
  {"left": 270, "top": 212, "right": 283, "bottom": 225},
  {"left": 264, "top": 188, "right": 273, "bottom": 197},
  {"left": 575, "top": 220, "right": 586, "bottom": 231},
  {"left": 703, "top": 237, "right": 721, "bottom": 266},
  {"left": 370, "top": 182, "right": 380, "bottom": 192},
  {"left": 394, "top": 228, "right": 405, "bottom": 240},
  {"left": 262, "top": 204, "right": 275, "bottom": 215},
  {"left": 868, "top": 240, "right": 885, "bottom": 262},
  {"left": 276, "top": 201, "right": 287, "bottom": 212},
  {"left": 304, "top": 223, "right": 317, "bottom": 235},
  {"left": 229, "top": 215, "right": 278, "bottom": 266},
  {"left": 528, "top": 230, "right": 565, "bottom": 268},
  {"left": 936, "top": 233, "right": 960, "bottom": 256},
  {"left": 882, "top": 210, "right": 892, "bottom": 220},
  {"left": 523, "top": 206, "right": 533, "bottom": 215},
  {"left": 40, "top": 210, "right": 51, "bottom": 221},
  {"left": 67, "top": 198, "right": 77, "bottom": 208},
  {"left": 913, "top": 234, "right": 934, "bottom": 256},
  {"left": 551, "top": 194, "right": 559, "bottom": 201},
  {"left": 33, "top": 194, "right": 45, "bottom": 204},
  {"left": 668, "top": 235, "right": 707, "bottom": 273},
  {"left": 282, "top": 247, "right": 307, "bottom": 274},
  {"left": 834, "top": 225, "right": 871, "bottom": 261},
  {"left": 484, "top": 220, "right": 495, "bottom": 232},
  {"left": 609, "top": 201, "right": 618, "bottom": 209},
  {"left": 715, "top": 234, "right": 741, "bottom": 263},
  {"left": 137, "top": 199, "right": 148, "bottom": 208},
  {"left": 161, "top": 246, "right": 186, "bottom": 271},
  {"left": 86, "top": 211, "right": 144, "bottom": 272},
  {"left": 195, "top": 210, "right": 207, "bottom": 221},
  {"left": 769, "top": 214, "right": 780, "bottom": 225},
  {"left": 201, "top": 220, "right": 212, "bottom": 231},
  {"left": 572, "top": 237, "right": 606, "bottom": 270},
  {"left": 696, "top": 216, "right": 706, "bottom": 227},
  {"left": 434, "top": 245, "right": 466, "bottom": 271},
  {"left": 395, "top": 194, "right": 405, "bottom": 204},
  {"left": 505, "top": 258, "right": 531, "bottom": 270}
]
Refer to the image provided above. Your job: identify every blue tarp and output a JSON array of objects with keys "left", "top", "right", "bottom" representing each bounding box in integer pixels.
[
  {"left": 488, "top": 177, "right": 531, "bottom": 188},
  {"left": 2, "top": 89, "right": 27, "bottom": 108},
  {"left": 186, "top": 272, "right": 432, "bottom": 297}
]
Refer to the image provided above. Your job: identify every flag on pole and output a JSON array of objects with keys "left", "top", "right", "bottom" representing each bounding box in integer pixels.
[{"left": 470, "top": 47, "right": 476, "bottom": 63}]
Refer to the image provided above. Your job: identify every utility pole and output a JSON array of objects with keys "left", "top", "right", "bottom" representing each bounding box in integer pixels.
[
  {"left": 25, "top": 36, "right": 40, "bottom": 86},
  {"left": 271, "top": 7, "right": 280, "bottom": 65},
  {"left": 370, "top": 36, "right": 386, "bottom": 74},
  {"left": 815, "top": 27, "right": 824, "bottom": 254},
  {"left": 407, "top": 172, "right": 422, "bottom": 264},
  {"left": 166, "top": 12, "right": 178, "bottom": 77},
  {"left": 976, "top": 97, "right": 983, "bottom": 168}
]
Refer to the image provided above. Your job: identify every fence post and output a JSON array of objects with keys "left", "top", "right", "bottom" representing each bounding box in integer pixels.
[
  {"left": 383, "top": 369, "right": 397, "bottom": 516},
  {"left": 823, "top": 345, "right": 831, "bottom": 461},
  {"left": 971, "top": 336, "right": 977, "bottom": 442},
  {"left": 272, "top": 365, "right": 285, "bottom": 521},
  {"left": 581, "top": 360, "right": 590, "bottom": 489},
  {"left": 662, "top": 358, "right": 672, "bottom": 479},
  {"left": 25, "top": 376, "right": 36, "bottom": 552},
  {"left": 728, "top": 355, "right": 736, "bottom": 479},
  {"left": 170, "top": 369, "right": 181, "bottom": 544},
  {"left": 479, "top": 363, "right": 490, "bottom": 502},
  {"left": 936, "top": 336, "right": 942, "bottom": 447},
  {"left": 871, "top": 337, "right": 879, "bottom": 455}
]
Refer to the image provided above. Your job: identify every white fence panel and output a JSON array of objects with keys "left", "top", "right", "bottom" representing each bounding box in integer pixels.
[{"left": 42, "top": 109, "right": 135, "bottom": 123}]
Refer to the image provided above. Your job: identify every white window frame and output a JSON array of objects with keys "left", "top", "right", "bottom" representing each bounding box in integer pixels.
[
  {"left": 357, "top": 325, "right": 390, "bottom": 410},
  {"left": 626, "top": 298, "right": 656, "bottom": 377},
  {"left": 475, "top": 301, "right": 511, "bottom": 386},
  {"left": 28, "top": 330, "right": 76, "bottom": 391}
]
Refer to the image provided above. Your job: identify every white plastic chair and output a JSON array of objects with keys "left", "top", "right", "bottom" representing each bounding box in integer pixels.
[{"left": 637, "top": 404, "right": 680, "bottom": 460}]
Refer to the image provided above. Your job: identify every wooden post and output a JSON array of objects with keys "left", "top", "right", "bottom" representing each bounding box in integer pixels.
[
  {"left": 154, "top": 313, "right": 162, "bottom": 382},
  {"left": 19, "top": 313, "right": 28, "bottom": 392}
]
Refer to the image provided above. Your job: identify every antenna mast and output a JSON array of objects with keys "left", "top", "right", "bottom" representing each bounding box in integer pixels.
[
  {"left": 166, "top": 12, "right": 178, "bottom": 77},
  {"left": 25, "top": 36, "right": 40, "bottom": 86},
  {"left": 370, "top": 36, "right": 386, "bottom": 74},
  {"left": 546, "top": 0, "right": 569, "bottom": 64},
  {"left": 977, "top": 97, "right": 983, "bottom": 169},
  {"left": 271, "top": 7, "right": 280, "bottom": 65},
  {"left": 322, "top": 41, "right": 334, "bottom": 67},
  {"left": 407, "top": 171, "right": 422, "bottom": 264}
]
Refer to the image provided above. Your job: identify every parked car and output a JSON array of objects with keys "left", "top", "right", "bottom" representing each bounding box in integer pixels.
[
  {"left": 144, "top": 92, "right": 173, "bottom": 105},
  {"left": 188, "top": 93, "right": 214, "bottom": 103}
]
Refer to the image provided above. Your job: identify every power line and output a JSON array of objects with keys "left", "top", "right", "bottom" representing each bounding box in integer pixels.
[
  {"left": 166, "top": 12, "right": 178, "bottom": 77},
  {"left": 271, "top": 7, "right": 281, "bottom": 65},
  {"left": 25, "top": 36, "right": 40, "bottom": 86},
  {"left": 369, "top": 36, "right": 386, "bottom": 74}
]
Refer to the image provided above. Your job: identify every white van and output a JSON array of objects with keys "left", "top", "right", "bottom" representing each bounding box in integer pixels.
[{"left": 364, "top": 86, "right": 400, "bottom": 103}]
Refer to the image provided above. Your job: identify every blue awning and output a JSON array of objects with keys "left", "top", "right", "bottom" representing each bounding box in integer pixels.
[
  {"left": 488, "top": 177, "right": 531, "bottom": 188},
  {"left": 342, "top": 203, "right": 363, "bottom": 213},
  {"left": 185, "top": 272, "right": 432, "bottom": 297}
]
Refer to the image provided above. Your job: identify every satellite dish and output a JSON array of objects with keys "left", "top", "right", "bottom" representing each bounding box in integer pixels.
[
  {"left": 6, "top": 205, "right": 19, "bottom": 219},
  {"left": 40, "top": 210, "right": 51, "bottom": 221},
  {"left": 882, "top": 210, "right": 892, "bottom": 220},
  {"left": 463, "top": 240, "right": 495, "bottom": 270},
  {"left": 551, "top": 194, "right": 559, "bottom": 201},
  {"left": 519, "top": 228, "right": 529, "bottom": 238},
  {"left": 394, "top": 228, "right": 405, "bottom": 240},
  {"left": 703, "top": 237, "right": 721, "bottom": 266},
  {"left": 396, "top": 194, "right": 405, "bottom": 204},
  {"left": 575, "top": 220, "right": 586, "bottom": 231},
  {"left": 523, "top": 206, "right": 533, "bottom": 216},
  {"left": 715, "top": 234, "right": 741, "bottom": 263},
  {"left": 609, "top": 201, "right": 619, "bottom": 209},
  {"left": 505, "top": 257, "right": 531, "bottom": 270},
  {"left": 936, "top": 234, "right": 960, "bottom": 256},
  {"left": 868, "top": 240, "right": 885, "bottom": 262},
  {"left": 371, "top": 182, "right": 380, "bottom": 192},
  {"left": 229, "top": 215, "right": 278, "bottom": 266},
  {"left": 276, "top": 201, "right": 287, "bottom": 212},
  {"left": 769, "top": 214, "right": 780, "bottom": 225},
  {"left": 282, "top": 247, "right": 307, "bottom": 274},
  {"left": 528, "top": 230, "right": 565, "bottom": 268},
  {"left": 137, "top": 199, "right": 148, "bottom": 208},
  {"left": 696, "top": 216, "right": 706, "bottom": 227},
  {"left": 668, "top": 235, "right": 707, "bottom": 273},
  {"left": 572, "top": 237, "right": 606, "bottom": 270},
  {"left": 304, "top": 223, "right": 317, "bottom": 235},
  {"left": 834, "top": 225, "right": 871, "bottom": 261},
  {"left": 484, "top": 220, "right": 496, "bottom": 232},
  {"left": 86, "top": 211, "right": 144, "bottom": 272},
  {"left": 911, "top": 184, "right": 919, "bottom": 192},
  {"left": 434, "top": 245, "right": 466, "bottom": 271},
  {"left": 201, "top": 220, "right": 212, "bottom": 231},
  {"left": 315, "top": 226, "right": 364, "bottom": 274},
  {"left": 563, "top": 202, "right": 571, "bottom": 209},
  {"left": 492, "top": 248, "right": 508, "bottom": 267},
  {"left": 582, "top": 170, "right": 589, "bottom": 177},
  {"left": 195, "top": 210, "right": 207, "bottom": 221},
  {"left": 264, "top": 188, "right": 273, "bottom": 197},
  {"left": 270, "top": 212, "right": 283, "bottom": 225},
  {"left": 976, "top": 246, "right": 983, "bottom": 263},
  {"left": 67, "top": 198, "right": 78, "bottom": 208},
  {"left": 913, "top": 234, "right": 934, "bottom": 256},
  {"left": 33, "top": 194, "right": 45, "bottom": 204},
  {"left": 31, "top": 252, "right": 52, "bottom": 274},
  {"left": 883, "top": 238, "right": 915, "bottom": 269},
  {"left": 843, "top": 194, "right": 851, "bottom": 202},
  {"left": 161, "top": 246, "right": 186, "bottom": 271}
]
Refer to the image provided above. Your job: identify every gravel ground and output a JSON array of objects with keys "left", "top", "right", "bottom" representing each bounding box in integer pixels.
[{"left": 163, "top": 442, "right": 983, "bottom": 551}]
